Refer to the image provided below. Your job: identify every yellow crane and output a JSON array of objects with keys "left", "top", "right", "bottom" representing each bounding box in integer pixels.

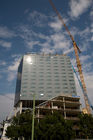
[{"left": 49, "top": 0, "right": 91, "bottom": 114}]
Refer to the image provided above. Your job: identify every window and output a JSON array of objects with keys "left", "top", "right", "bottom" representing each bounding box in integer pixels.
[
  {"left": 23, "top": 78, "right": 28, "bottom": 81},
  {"left": 39, "top": 91, "right": 44, "bottom": 93},
  {"left": 55, "top": 91, "right": 61, "bottom": 93},
  {"left": 39, "top": 59, "right": 43, "bottom": 61},
  {"left": 54, "top": 69, "right": 58, "bottom": 71},
  {"left": 38, "top": 87, "right": 44, "bottom": 89},
  {"left": 54, "top": 72, "right": 59, "bottom": 74},
  {"left": 30, "top": 86, "right": 36, "bottom": 88},
  {"left": 39, "top": 79, "right": 44, "bottom": 81},
  {"left": 39, "top": 75, "right": 44, "bottom": 77},
  {"left": 55, "top": 75, "right": 59, "bottom": 78},
  {"left": 55, "top": 79, "right": 59, "bottom": 81},
  {"left": 47, "top": 91, "right": 52, "bottom": 93},
  {"left": 39, "top": 72, "right": 44, "bottom": 75},
  {"left": 47, "top": 72, "right": 51, "bottom": 74},
  {"left": 31, "top": 79, "right": 36, "bottom": 81},
  {"left": 53, "top": 59, "right": 58, "bottom": 61},
  {"left": 69, "top": 79, "right": 73, "bottom": 81},
  {"left": 22, "top": 82, "right": 27, "bottom": 85},
  {"left": 55, "top": 87, "right": 60, "bottom": 89},
  {"left": 39, "top": 65, "right": 44, "bottom": 67},
  {"left": 63, "top": 86, "right": 68, "bottom": 89},
  {"left": 39, "top": 83, "right": 44, "bottom": 85},
  {"left": 22, "top": 86, "right": 27, "bottom": 88},
  {"left": 47, "top": 75, "right": 52, "bottom": 78},
  {"left": 47, "top": 87, "right": 52, "bottom": 89},
  {"left": 48, "top": 95, "right": 52, "bottom": 97},
  {"left": 30, "top": 90, "right": 35, "bottom": 93},
  {"left": 47, "top": 83, "right": 52, "bottom": 85},
  {"left": 60, "top": 63, "right": 65, "bottom": 65},
  {"left": 30, "top": 75, "right": 36, "bottom": 77},
  {"left": 53, "top": 62, "right": 58, "bottom": 65},
  {"left": 31, "top": 83, "right": 36, "bottom": 85},
  {"left": 46, "top": 79, "right": 52, "bottom": 81},
  {"left": 47, "top": 65, "right": 51, "bottom": 67},
  {"left": 54, "top": 83, "right": 60, "bottom": 85},
  {"left": 22, "top": 90, "right": 27, "bottom": 93},
  {"left": 63, "top": 90, "right": 68, "bottom": 93},
  {"left": 54, "top": 65, "right": 58, "bottom": 67},
  {"left": 62, "top": 83, "right": 67, "bottom": 85},
  {"left": 61, "top": 72, "right": 66, "bottom": 74}
]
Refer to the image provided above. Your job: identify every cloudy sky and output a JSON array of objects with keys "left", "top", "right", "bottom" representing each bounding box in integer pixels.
[{"left": 0, "top": 0, "right": 93, "bottom": 121}]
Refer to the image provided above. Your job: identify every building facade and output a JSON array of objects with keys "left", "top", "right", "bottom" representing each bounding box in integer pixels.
[{"left": 14, "top": 54, "right": 77, "bottom": 108}]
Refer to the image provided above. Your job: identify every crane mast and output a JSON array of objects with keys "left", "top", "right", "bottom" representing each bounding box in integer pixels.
[{"left": 49, "top": 0, "right": 91, "bottom": 114}]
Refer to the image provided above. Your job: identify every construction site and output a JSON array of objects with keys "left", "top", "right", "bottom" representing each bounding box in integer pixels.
[
  {"left": 1, "top": 0, "right": 93, "bottom": 140},
  {"left": 13, "top": 0, "right": 93, "bottom": 116}
]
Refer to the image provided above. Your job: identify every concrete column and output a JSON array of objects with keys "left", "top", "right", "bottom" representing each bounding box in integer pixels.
[
  {"left": 22, "top": 136, "right": 24, "bottom": 140},
  {"left": 63, "top": 97, "right": 64, "bottom": 102},
  {"left": 38, "top": 108, "right": 40, "bottom": 123},
  {"left": 19, "top": 101, "right": 22, "bottom": 114},
  {"left": 63, "top": 97, "right": 66, "bottom": 119},
  {"left": 63, "top": 102, "right": 65, "bottom": 110},
  {"left": 64, "top": 111, "right": 66, "bottom": 119},
  {"left": 51, "top": 102, "right": 53, "bottom": 114}
]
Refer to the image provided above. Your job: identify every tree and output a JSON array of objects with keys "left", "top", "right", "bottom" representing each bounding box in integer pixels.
[
  {"left": 78, "top": 113, "right": 93, "bottom": 139},
  {"left": 34, "top": 112, "right": 75, "bottom": 140},
  {"left": 6, "top": 110, "right": 33, "bottom": 140},
  {"left": 6, "top": 111, "right": 75, "bottom": 140}
]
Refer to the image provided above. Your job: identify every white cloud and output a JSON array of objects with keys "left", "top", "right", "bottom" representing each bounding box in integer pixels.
[
  {"left": 0, "top": 26, "right": 16, "bottom": 38},
  {"left": 0, "top": 93, "right": 14, "bottom": 122},
  {"left": 0, "top": 61, "right": 6, "bottom": 66},
  {"left": 7, "top": 72, "right": 17, "bottom": 82},
  {"left": 69, "top": 0, "right": 92, "bottom": 18},
  {"left": 48, "top": 16, "right": 69, "bottom": 32},
  {"left": 91, "top": 36, "right": 93, "bottom": 41},
  {"left": 90, "top": 9, "right": 93, "bottom": 19},
  {"left": 64, "top": 48, "right": 74, "bottom": 54},
  {"left": 41, "top": 47, "right": 55, "bottom": 54},
  {"left": 18, "top": 23, "right": 73, "bottom": 54},
  {"left": 49, "top": 19, "right": 62, "bottom": 31},
  {"left": 80, "top": 54, "right": 91, "bottom": 62},
  {"left": 28, "top": 11, "right": 48, "bottom": 27},
  {"left": 8, "top": 60, "right": 20, "bottom": 71},
  {"left": 0, "top": 40, "right": 12, "bottom": 48},
  {"left": 50, "top": 33, "right": 71, "bottom": 51},
  {"left": 79, "top": 27, "right": 90, "bottom": 37},
  {"left": 70, "top": 26, "right": 90, "bottom": 39},
  {"left": 27, "top": 41, "right": 40, "bottom": 48},
  {"left": 7, "top": 58, "right": 20, "bottom": 82}
]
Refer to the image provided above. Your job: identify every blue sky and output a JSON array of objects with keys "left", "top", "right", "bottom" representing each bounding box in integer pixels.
[{"left": 0, "top": 0, "right": 93, "bottom": 121}]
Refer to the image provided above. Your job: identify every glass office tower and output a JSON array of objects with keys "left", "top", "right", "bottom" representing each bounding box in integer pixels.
[{"left": 14, "top": 54, "right": 77, "bottom": 106}]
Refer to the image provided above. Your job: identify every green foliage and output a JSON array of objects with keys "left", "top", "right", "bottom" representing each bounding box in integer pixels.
[
  {"left": 6, "top": 111, "right": 93, "bottom": 140},
  {"left": 34, "top": 113, "right": 75, "bottom": 140},
  {"left": 6, "top": 110, "right": 32, "bottom": 140},
  {"left": 78, "top": 113, "right": 93, "bottom": 139}
]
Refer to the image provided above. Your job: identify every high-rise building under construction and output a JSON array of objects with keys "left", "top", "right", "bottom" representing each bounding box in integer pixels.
[{"left": 14, "top": 54, "right": 77, "bottom": 107}]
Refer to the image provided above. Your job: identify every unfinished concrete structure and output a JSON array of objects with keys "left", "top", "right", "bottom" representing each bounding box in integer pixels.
[{"left": 35, "top": 94, "right": 81, "bottom": 121}]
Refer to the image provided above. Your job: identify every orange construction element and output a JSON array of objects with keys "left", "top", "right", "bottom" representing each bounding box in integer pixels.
[{"left": 49, "top": 0, "right": 91, "bottom": 114}]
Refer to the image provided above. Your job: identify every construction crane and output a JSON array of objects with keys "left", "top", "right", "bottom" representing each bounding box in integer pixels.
[
  {"left": 72, "top": 65, "right": 93, "bottom": 110},
  {"left": 49, "top": 0, "right": 91, "bottom": 114}
]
